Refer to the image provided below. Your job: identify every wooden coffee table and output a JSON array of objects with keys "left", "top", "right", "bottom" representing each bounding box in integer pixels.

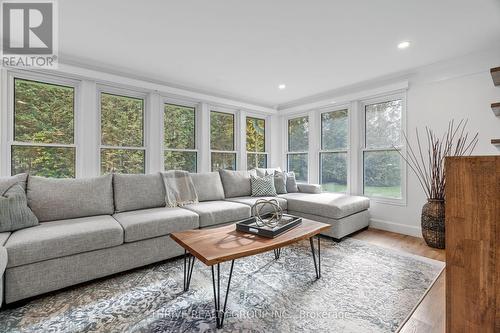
[{"left": 170, "top": 219, "right": 330, "bottom": 329}]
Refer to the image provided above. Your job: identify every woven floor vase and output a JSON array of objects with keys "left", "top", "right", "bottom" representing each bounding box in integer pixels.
[{"left": 421, "top": 199, "right": 445, "bottom": 249}]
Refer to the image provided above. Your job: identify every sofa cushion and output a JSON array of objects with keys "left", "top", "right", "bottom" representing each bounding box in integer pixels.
[
  {"left": 182, "top": 201, "right": 251, "bottom": 228},
  {"left": 27, "top": 175, "right": 114, "bottom": 222},
  {"left": 190, "top": 172, "right": 225, "bottom": 202},
  {"left": 225, "top": 196, "right": 287, "bottom": 214},
  {"left": 279, "top": 192, "right": 370, "bottom": 219},
  {"left": 218, "top": 169, "right": 256, "bottom": 198},
  {"left": 113, "top": 207, "right": 199, "bottom": 243},
  {"left": 113, "top": 173, "right": 166, "bottom": 213},
  {"left": 0, "top": 173, "right": 28, "bottom": 193},
  {"left": 5, "top": 215, "right": 123, "bottom": 268}
]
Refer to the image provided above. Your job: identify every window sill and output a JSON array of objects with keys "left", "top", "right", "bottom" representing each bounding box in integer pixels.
[{"left": 366, "top": 196, "right": 407, "bottom": 206}]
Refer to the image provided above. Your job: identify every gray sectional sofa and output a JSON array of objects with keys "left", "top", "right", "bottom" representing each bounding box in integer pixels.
[{"left": 0, "top": 170, "right": 369, "bottom": 306}]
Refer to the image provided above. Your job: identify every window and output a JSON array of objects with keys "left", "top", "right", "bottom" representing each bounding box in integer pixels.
[
  {"left": 210, "top": 111, "right": 236, "bottom": 171},
  {"left": 246, "top": 116, "right": 267, "bottom": 170},
  {"left": 164, "top": 103, "right": 197, "bottom": 172},
  {"left": 363, "top": 98, "right": 403, "bottom": 199},
  {"left": 320, "top": 109, "right": 348, "bottom": 192},
  {"left": 100, "top": 92, "right": 145, "bottom": 174},
  {"left": 287, "top": 115, "right": 308, "bottom": 182},
  {"left": 11, "top": 78, "right": 76, "bottom": 178}
]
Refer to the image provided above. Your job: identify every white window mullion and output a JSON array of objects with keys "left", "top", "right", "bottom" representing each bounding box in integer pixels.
[
  {"left": 148, "top": 92, "right": 161, "bottom": 173},
  {"left": 238, "top": 110, "right": 246, "bottom": 170},
  {"left": 78, "top": 79, "right": 98, "bottom": 178},
  {"left": 350, "top": 101, "right": 361, "bottom": 196},
  {"left": 309, "top": 109, "right": 320, "bottom": 184},
  {"left": 0, "top": 69, "right": 9, "bottom": 176},
  {"left": 199, "top": 103, "right": 210, "bottom": 172}
]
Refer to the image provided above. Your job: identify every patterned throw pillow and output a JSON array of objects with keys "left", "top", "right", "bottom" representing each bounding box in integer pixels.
[
  {"left": 0, "top": 184, "right": 39, "bottom": 232},
  {"left": 273, "top": 170, "right": 287, "bottom": 194},
  {"left": 251, "top": 174, "right": 277, "bottom": 197},
  {"left": 285, "top": 172, "right": 299, "bottom": 193}
]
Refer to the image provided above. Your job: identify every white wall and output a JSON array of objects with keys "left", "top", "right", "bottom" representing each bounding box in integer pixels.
[
  {"left": 371, "top": 58, "right": 500, "bottom": 236},
  {"left": 277, "top": 48, "right": 500, "bottom": 237}
]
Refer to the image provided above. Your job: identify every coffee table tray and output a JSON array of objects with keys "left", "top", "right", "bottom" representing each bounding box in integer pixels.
[{"left": 236, "top": 213, "right": 302, "bottom": 238}]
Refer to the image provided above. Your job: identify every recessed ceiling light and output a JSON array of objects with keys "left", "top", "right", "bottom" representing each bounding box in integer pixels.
[
  {"left": 278, "top": 84, "right": 286, "bottom": 90},
  {"left": 397, "top": 41, "right": 411, "bottom": 49}
]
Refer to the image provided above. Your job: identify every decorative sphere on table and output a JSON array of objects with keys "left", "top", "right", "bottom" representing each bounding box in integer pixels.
[{"left": 251, "top": 199, "right": 283, "bottom": 228}]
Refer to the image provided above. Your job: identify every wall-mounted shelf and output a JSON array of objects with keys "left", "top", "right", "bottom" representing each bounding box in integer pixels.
[
  {"left": 492, "top": 103, "right": 500, "bottom": 117},
  {"left": 491, "top": 67, "right": 500, "bottom": 86},
  {"left": 491, "top": 139, "right": 500, "bottom": 146}
]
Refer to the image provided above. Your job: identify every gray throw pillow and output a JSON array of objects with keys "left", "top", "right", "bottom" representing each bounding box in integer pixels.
[
  {"left": 218, "top": 169, "right": 256, "bottom": 198},
  {"left": 251, "top": 174, "right": 277, "bottom": 197},
  {"left": 273, "top": 170, "right": 287, "bottom": 194},
  {"left": 285, "top": 172, "right": 299, "bottom": 193},
  {"left": 0, "top": 184, "right": 39, "bottom": 232}
]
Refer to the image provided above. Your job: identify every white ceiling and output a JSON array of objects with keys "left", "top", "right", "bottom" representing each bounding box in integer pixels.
[{"left": 60, "top": 0, "right": 500, "bottom": 108}]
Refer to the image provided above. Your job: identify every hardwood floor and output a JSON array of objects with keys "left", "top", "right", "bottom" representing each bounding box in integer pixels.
[{"left": 349, "top": 227, "right": 445, "bottom": 333}]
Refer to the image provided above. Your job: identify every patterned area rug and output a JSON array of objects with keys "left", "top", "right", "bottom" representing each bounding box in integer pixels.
[{"left": 0, "top": 238, "right": 444, "bottom": 333}]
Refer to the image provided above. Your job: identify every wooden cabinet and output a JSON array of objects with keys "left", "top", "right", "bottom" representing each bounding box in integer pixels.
[{"left": 445, "top": 156, "right": 499, "bottom": 332}]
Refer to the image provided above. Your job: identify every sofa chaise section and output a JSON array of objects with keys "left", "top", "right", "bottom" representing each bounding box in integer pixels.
[{"left": 281, "top": 192, "right": 370, "bottom": 239}]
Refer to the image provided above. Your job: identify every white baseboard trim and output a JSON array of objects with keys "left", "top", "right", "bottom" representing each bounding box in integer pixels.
[{"left": 369, "top": 218, "right": 422, "bottom": 238}]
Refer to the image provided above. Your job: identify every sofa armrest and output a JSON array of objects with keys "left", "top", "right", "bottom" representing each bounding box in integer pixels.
[
  {"left": 0, "top": 246, "right": 7, "bottom": 309},
  {"left": 297, "top": 183, "right": 322, "bottom": 194}
]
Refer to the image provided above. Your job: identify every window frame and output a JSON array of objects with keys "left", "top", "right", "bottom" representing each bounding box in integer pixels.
[
  {"left": 360, "top": 93, "right": 407, "bottom": 205},
  {"left": 6, "top": 70, "right": 80, "bottom": 177},
  {"left": 285, "top": 113, "right": 310, "bottom": 183},
  {"left": 245, "top": 114, "right": 268, "bottom": 170},
  {"left": 161, "top": 97, "right": 199, "bottom": 172},
  {"left": 97, "top": 85, "right": 148, "bottom": 174},
  {"left": 318, "top": 106, "right": 350, "bottom": 193},
  {"left": 209, "top": 106, "right": 238, "bottom": 171}
]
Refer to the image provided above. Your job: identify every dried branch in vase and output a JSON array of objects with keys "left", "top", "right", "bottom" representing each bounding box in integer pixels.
[{"left": 396, "top": 119, "right": 478, "bottom": 200}]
